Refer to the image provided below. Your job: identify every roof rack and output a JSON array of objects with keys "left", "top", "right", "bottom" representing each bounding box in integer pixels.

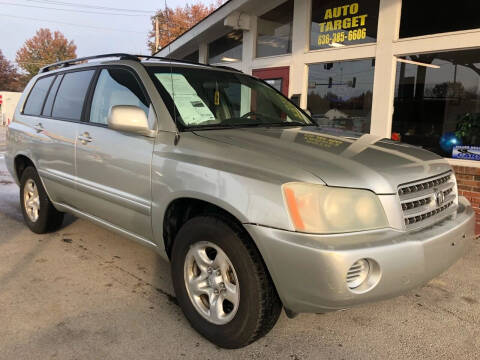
[
  {"left": 210, "top": 65, "right": 243, "bottom": 73},
  {"left": 39, "top": 53, "right": 243, "bottom": 74},
  {"left": 39, "top": 53, "right": 140, "bottom": 73},
  {"left": 134, "top": 55, "right": 243, "bottom": 73}
]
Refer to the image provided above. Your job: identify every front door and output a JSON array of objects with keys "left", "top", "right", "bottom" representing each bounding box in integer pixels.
[
  {"left": 74, "top": 67, "right": 154, "bottom": 240},
  {"left": 252, "top": 67, "right": 290, "bottom": 96}
]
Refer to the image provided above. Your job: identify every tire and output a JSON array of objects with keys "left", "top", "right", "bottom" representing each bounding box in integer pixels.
[
  {"left": 171, "top": 215, "right": 282, "bottom": 349},
  {"left": 20, "top": 166, "right": 64, "bottom": 234}
]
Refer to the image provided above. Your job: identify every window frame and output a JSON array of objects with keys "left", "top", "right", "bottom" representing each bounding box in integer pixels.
[
  {"left": 82, "top": 65, "right": 152, "bottom": 129},
  {"left": 256, "top": 0, "right": 295, "bottom": 58},
  {"left": 398, "top": 0, "right": 480, "bottom": 40},
  {"left": 21, "top": 67, "right": 99, "bottom": 124},
  {"left": 207, "top": 30, "right": 244, "bottom": 65},
  {"left": 308, "top": 0, "right": 381, "bottom": 52},
  {"left": 50, "top": 68, "right": 97, "bottom": 123}
]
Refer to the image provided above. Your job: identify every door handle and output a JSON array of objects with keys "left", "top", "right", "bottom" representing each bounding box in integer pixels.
[
  {"left": 34, "top": 123, "right": 44, "bottom": 133},
  {"left": 77, "top": 132, "right": 92, "bottom": 144}
]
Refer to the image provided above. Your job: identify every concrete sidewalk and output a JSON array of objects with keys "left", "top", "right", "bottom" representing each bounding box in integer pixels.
[
  {"left": 0, "top": 157, "right": 479, "bottom": 359},
  {"left": 0, "top": 126, "right": 6, "bottom": 153}
]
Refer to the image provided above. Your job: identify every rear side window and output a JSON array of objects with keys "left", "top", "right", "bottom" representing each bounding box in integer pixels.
[
  {"left": 52, "top": 70, "right": 94, "bottom": 120},
  {"left": 89, "top": 68, "right": 149, "bottom": 125},
  {"left": 23, "top": 76, "right": 54, "bottom": 116},
  {"left": 42, "top": 74, "right": 63, "bottom": 117}
]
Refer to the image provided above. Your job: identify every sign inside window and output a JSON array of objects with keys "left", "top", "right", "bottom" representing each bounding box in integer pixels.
[
  {"left": 453, "top": 146, "right": 480, "bottom": 161},
  {"left": 310, "top": 0, "right": 379, "bottom": 50},
  {"left": 156, "top": 73, "right": 216, "bottom": 126}
]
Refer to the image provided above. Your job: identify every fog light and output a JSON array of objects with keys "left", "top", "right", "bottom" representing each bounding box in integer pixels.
[{"left": 346, "top": 259, "right": 370, "bottom": 289}]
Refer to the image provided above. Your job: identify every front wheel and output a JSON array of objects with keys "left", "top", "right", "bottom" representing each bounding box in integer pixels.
[{"left": 171, "top": 215, "right": 282, "bottom": 349}]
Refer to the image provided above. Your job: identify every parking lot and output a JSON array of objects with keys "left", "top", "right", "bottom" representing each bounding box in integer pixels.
[{"left": 0, "top": 127, "right": 478, "bottom": 359}]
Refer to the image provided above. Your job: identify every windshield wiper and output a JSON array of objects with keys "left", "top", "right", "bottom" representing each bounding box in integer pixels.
[
  {"left": 261, "top": 121, "right": 307, "bottom": 127},
  {"left": 186, "top": 123, "right": 267, "bottom": 131},
  {"left": 186, "top": 122, "right": 307, "bottom": 131}
]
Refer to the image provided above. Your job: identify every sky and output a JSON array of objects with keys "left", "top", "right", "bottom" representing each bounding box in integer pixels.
[{"left": 0, "top": 0, "right": 219, "bottom": 62}]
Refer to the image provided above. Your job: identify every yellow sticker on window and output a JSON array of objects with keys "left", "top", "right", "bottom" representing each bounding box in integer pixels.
[{"left": 214, "top": 90, "right": 220, "bottom": 106}]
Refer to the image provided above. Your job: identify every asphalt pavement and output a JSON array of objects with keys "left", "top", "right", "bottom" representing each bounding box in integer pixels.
[{"left": 0, "top": 126, "right": 479, "bottom": 359}]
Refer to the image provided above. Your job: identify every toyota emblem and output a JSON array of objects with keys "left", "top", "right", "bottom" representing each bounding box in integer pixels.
[{"left": 435, "top": 189, "right": 445, "bottom": 206}]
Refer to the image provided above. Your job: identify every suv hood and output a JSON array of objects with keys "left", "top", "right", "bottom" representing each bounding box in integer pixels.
[{"left": 193, "top": 126, "right": 452, "bottom": 194}]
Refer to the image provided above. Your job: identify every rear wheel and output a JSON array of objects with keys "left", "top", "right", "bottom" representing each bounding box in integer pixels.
[
  {"left": 171, "top": 215, "right": 282, "bottom": 349},
  {"left": 20, "top": 166, "right": 64, "bottom": 233}
]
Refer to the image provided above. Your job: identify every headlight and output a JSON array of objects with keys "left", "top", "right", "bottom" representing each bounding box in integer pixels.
[{"left": 282, "top": 182, "right": 389, "bottom": 233}]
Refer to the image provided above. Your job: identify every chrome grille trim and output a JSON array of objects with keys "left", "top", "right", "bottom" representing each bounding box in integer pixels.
[{"left": 398, "top": 171, "right": 458, "bottom": 230}]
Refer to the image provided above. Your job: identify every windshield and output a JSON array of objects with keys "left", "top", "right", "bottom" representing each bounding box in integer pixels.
[{"left": 148, "top": 66, "right": 312, "bottom": 130}]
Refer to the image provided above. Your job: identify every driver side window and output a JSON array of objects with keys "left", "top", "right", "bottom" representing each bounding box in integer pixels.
[{"left": 90, "top": 68, "right": 149, "bottom": 125}]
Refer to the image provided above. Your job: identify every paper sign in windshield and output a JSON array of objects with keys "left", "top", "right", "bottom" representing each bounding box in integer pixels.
[{"left": 156, "top": 73, "right": 216, "bottom": 125}]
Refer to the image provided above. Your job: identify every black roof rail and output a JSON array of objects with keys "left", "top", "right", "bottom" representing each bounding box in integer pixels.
[
  {"left": 39, "top": 53, "right": 140, "bottom": 73},
  {"left": 211, "top": 65, "right": 243, "bottom": 73},
  {"left": 134, "top": 55, "right": 243, "bottom": 73},
  {"left": 134, "top": 54, "right": 200, "bottom": 66},
  {"left": 39, "top": 53, "right": 244, "bottom": 74}
]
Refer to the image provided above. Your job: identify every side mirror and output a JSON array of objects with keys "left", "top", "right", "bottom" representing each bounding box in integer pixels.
[{"left": 108, "top": 105, "right": 155, "bottom": 137}]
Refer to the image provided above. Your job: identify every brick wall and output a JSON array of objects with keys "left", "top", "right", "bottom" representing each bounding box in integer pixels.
[{"left": 452, "top": 165, "right": 480, "bottom": 235}]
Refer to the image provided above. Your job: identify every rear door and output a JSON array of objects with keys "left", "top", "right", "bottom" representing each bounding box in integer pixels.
[{"left": 74, "top": 66, "right": 155, "bottom": 240}]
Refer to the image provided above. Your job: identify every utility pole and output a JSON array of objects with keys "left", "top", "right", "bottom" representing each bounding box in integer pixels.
[{"left": 155, "top": 16, "right": 160, "bottom": 51}]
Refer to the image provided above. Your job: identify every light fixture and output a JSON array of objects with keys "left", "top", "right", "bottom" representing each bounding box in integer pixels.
[
  {"left": 397, "top": 58, "right": 440, "bottom": 69},
  {"left": 220, "top": 57, "right": 240, "bottom": 62}
]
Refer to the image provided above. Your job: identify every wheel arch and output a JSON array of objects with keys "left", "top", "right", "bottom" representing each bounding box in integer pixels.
[
  {"left": 162, "top": 196, "right": 284, "bottom": 311},
  {"left": 14, "top": 154, "right": 36, "bottom": 182},
  {"left": 13, "top": 154, "right": 56, "bottom": 206},
  {"left": 162, "top": 197, "right": 250, "bottom": 259}
]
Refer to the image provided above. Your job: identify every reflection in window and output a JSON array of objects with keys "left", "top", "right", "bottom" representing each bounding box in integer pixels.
[
  {"left": 182, "top": 50, "right": 199, "bottom": 62},
  {"left": 392, "top": 50, "right": 480, "bottom": 160},
  {"left": 42, "top": 75, "right": 63, "bottom": 117},
  {"left": 400, "top": 1, "right": 480, "bottom": 39},
  {"left": 307, "top": 59, "right": 375, "bottom": 133},
  {"left": 152, "top": 68, "right": 308, "bottom": 128},
  {"left": 310, "top": 0, "right": 379, "bottom": 50},
  {"left": 52, "top": 70, "right": 94, "bottom": 120},
  {"left": 23, "top": 76, "right": 54, "bottom": 116},
  {"left": 264, "top": 78, "right": 283, "bottom": 92},
  {"left": 256, "top": 0, "right": 293, "bottom": 58},
  {"left": 90, "top": 69, "right": 149, "bottom": 125},
  {"left": 208, "top": 31, "right": 243, "bottom": 64}
]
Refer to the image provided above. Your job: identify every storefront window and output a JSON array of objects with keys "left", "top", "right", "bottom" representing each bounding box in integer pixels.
[
  {"left": 399, "top": 1, "right": 480, "bottom": 39},
  {"left": 256, "top": 0, "right": 293, "bottom": 58},
  {"left": 392, "top": 50, "right": 480, "bottom": 161},
  {"left": 208, "top": 31, "right": 243, "bottom": 64},
  {"left": 182, "top": 50, "right": 198, "bottom": 62},
  {"left": 310, "top": 0, "right": 379, "bottom": 50},
  {"left": 307, "top": 59, "right": 375, "bottom": 133}
]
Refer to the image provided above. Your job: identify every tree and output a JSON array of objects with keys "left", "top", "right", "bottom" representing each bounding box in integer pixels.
[
  {"left": 16, "top": 28, "right": 77, "bottom": 81},
  {"left": 148, "top": 1, "right": 224, "bottom": 54},
  {"left": 0, "top": 50, "right": 22, "bottom": 91}
]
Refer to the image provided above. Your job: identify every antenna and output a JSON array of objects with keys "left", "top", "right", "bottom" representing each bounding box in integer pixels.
[{"left": 164, "top": 0, "right": 180, "bottom": 145}]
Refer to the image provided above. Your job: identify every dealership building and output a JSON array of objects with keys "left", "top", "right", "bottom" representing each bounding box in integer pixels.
[{"left": 155, "top": 0, "right": 480, "bottom": 233}]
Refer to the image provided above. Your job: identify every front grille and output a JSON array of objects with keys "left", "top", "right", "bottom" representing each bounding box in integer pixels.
[{"left": 398, "top": 171, "right": 457, "bottom": 230}]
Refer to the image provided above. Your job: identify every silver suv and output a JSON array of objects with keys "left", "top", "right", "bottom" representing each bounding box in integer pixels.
[{"left": 6, "top": 54, "right": 476, "bottom": 348}]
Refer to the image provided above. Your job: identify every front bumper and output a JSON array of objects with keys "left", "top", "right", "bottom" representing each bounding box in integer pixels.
[{"left": 246, "top": 196, "right": 475, "bottom": 314}]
